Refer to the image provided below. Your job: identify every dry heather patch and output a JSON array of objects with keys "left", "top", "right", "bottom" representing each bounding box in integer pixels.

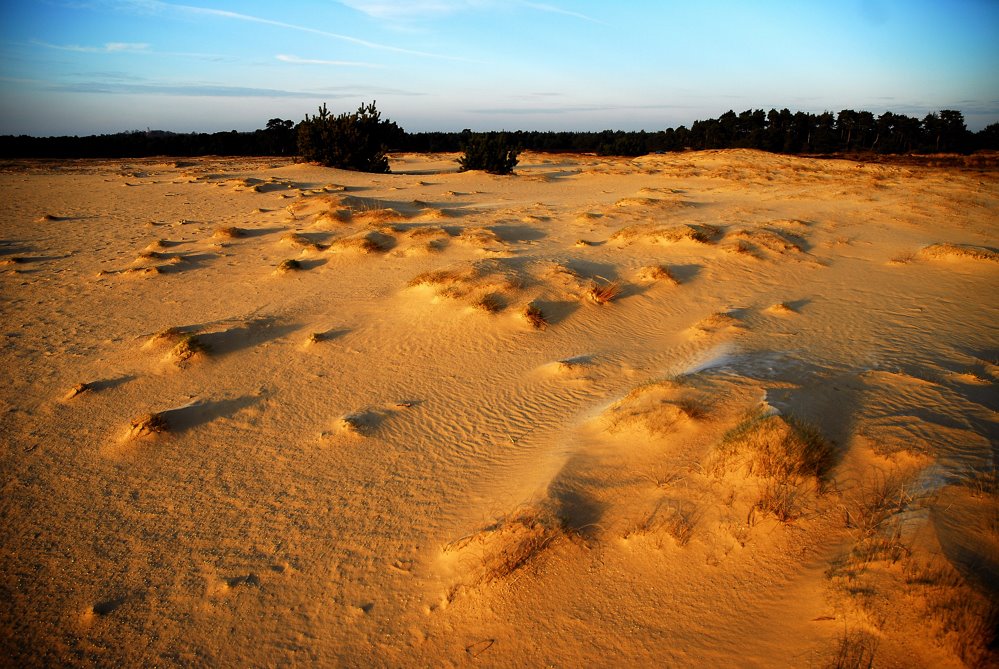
[
  {"left": 916, "top": 243, "right": 998, "bottom": 262},
  {"left": 610, "top": 223, "right": 718, "bottom": 245},
  {"left": 636, "top": 264, "right": 679, "bottom": 284},
  {"left": 443, "top": 505, "right": 566, "bottom": 586}
]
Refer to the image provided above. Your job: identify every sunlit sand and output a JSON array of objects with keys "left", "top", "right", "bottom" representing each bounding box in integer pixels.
[{"left": 1, "top": 150, "right": 996, "bottom": 666}]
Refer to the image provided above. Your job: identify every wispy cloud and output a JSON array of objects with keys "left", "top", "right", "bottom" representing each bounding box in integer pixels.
[
  {"left": 33, "top": 40, "right": 150, "bottom": 53},
  {"left": 339, "top": 0, "right": 603, "bottom": 24},
  {"left": 42, "top": 79, "right": 421, "bottom": 99},
  {"left": 32, "top": 39, "right": 234, "bottom": 61},
  {"left": 469, "top": 102, "right": 693, "bottom": 115},
  {"left": 518, "top": 2, "right": 603, "bottom": 24},
  {"left": 120, "top": 0, "right": 470, "bottom": 61},
  {"left": 276, "top": 54, "right": 384, "bottom": 68}
]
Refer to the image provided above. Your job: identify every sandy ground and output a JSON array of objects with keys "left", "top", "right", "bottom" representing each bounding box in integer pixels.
[{"left": 1, "top": 150, "right": 996, "bottom": 667}]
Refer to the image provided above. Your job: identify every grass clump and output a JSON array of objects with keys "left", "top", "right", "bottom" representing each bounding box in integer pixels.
[
  {"left": 587, "top": 280, "right": 621, "bottom": 305},
  {"left": 474, "top": 293, "right": 504, "bottom": 313},
  {"left": 129, "top": 412, "right": 169, "bottom": 438},
  {"left": 277, "top": 258, "right": 302, "bottom": 272},
  {"left": 718, "top": 410, "right": 835, "bottom": 483},
  {"left": 444, "top": 505, "right": 564, "bottom": 585},
  {"left": 824, "top": 629, "right": 878, "bottom": 669},
  {"left": 523, "top": 303, "right": 548, "bottom": 330},
  {"left": 170, "top": 334, "right": 208, "bottom": 363},
  {"left": 213, "top": 226, "right": 245, "bottom": 239}
]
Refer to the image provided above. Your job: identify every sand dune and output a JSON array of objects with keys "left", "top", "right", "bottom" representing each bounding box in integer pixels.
[{"left": 1, "top": 150, "right": 996, "bottom": 667}]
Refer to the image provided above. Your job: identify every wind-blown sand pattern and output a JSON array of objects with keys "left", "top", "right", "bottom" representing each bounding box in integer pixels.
[{"left": 1, "top": 150, "right": 996, "bottom": 667}]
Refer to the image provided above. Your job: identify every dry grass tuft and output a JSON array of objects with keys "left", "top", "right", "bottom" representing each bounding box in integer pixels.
[
  {"left": 824, "top": 629, "right": 878, "bottom": 669},
  {"left": 752, "top": 479, "right": 807, "bottom": 524},
  {"left": 474, "top": 293, "right": 504, "bottom": 313},
  {"left": 277, "top": 258, "right": 302, "bottom": 272},
  {"left": 587, "top": 280, "right": 621, "bottom": 305},
  {"left": 169, "top": 335, "right": 208, "bottom": 363},
  {"left": 523, "top": 303, "right": 548, "bottom": 330},
  {"left": 332, "top": 230, "right": 395, "bottom": 254},
  {"left": 444, "top": 506, "right": 565, "bottom": 584},
  {"left": 637, "top": 264, "right": 678, "bottom": 284},
  {"left": 129, "top": 412, "right": 169, "bottom": 438},
  {"left": 64, "top": 382, "right": 91, "bottom": 400},
  {"left": 610, "top": 223, "right": 718, "bottom": 245},
  {"left": 627, "top": 500, "right": 695, "bottom": 546},
  {"left": 716, "top": 410, "right": 835, "bottom": 483},
  {"left": 902, "top": 558, "right": 999, "bottom": 667}
]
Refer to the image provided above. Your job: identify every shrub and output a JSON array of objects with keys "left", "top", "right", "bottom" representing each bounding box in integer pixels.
[
  {"left": 297, "top": 101, "right": 401, "bottom": 173},
  {"left": 457, "top": 132, "right": 520, "bottom": 174}
]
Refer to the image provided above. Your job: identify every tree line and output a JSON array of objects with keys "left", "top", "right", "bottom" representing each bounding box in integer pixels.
[{"left": 2, "top": 106, "right": 997, "bottom": 161}]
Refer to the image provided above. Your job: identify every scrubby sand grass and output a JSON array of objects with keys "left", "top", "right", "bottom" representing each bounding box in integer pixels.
[{"left": 0, "top": 150, "right": 996, "bottom": 667}]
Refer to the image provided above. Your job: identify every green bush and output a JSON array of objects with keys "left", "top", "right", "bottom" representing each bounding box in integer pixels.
[
  {"left": 297, "top": 101, "right": 401, "bottom": 173},
  {"left": 457, "top": 132, "right": 520, "bottom": 175}
]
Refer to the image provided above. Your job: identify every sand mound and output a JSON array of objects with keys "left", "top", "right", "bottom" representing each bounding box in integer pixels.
[
  {"left": 330, "top": 229, "right": 396, "bottom": 254},
  {"left": 636, "top": 264, "right": 679, "bottom": 284},
  {"left": 725, "top": 228, "right": 805, "bottom": 257},
  {"left": 442, "top": 506, "right": 565, "bottom": 587},
  {"left": 602, "top": 380, "right": 708, "bottom": 435},
  {"left": 916, "top": 243, "right": 998, "bottom": 262},
  {"left": 610, "top": 222, "right": 718, "bottom": 245}
]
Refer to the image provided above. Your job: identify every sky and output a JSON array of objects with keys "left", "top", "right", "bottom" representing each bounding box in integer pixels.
[{"left": 1, "top": 0, "right": 997, "bottom": 136}]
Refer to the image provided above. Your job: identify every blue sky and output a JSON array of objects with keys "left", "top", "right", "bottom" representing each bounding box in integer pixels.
[{"left": 1, "top": 1, "right": 997, "bottom": 136}]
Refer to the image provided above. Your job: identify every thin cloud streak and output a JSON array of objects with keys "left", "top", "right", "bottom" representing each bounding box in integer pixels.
[
  {"left": 130, "top": 0, "right": 473, "bottom": 61},
  {"left": 275, "top": 54, "right": 384, "bottom": 68},
  {"left": 33, "top": 40, "right": 151, "bottom": 53},
  {"left": 517, "top": 2, "right": 604, "bottom": 25}
]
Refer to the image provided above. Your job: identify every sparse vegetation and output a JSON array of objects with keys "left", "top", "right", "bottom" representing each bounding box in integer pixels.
[
  {"left": 587, "top": 280, "right": 621, "bottom": 305},
  {"left": 129, "top": 412, "right": 169, "bottom": 437},
  {"left": 523, "top": 303, "right": 548, "bottom": 329},
  {"left": 170, "top": 334, "right": 208, "bottom": 362},
  {"left": 824, "top": 629, "right": 878, "bottom": 669},
  {"left": 277, "top": 258, "right": 302, "bottom": 272},
  {"left": 717, "top": 410, "right": 835, "bottom": 483},
  {"left": 444, "top": 505, "right": 564, "bottom": 585},
  {"left": 213, "top": 226, "right": 245, "bottom": 239},
  {"left": 474, "top": 293, "right": 504, "bottom": 313}
]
